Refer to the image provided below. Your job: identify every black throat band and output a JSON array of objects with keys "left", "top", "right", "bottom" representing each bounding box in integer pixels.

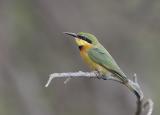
[{"left": 78, "top": 45, "right": 83, "bottom": 50}]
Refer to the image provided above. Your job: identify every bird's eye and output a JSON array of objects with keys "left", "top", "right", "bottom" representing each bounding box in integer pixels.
[
  {"left": 78, "top": 35, "right": 92, "bottom": 44},
  {"left": 78, "top": 35, "right": 86, "bottom": 40}
]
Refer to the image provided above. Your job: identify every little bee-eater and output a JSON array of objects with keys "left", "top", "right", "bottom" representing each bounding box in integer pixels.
[{"left": 64, "top": 32, "right": 140, "bottom": 97}]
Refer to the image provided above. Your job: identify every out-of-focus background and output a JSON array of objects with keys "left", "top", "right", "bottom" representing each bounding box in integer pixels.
[{"left": 0, "top": 0, "right": 159, "bottom": 115}]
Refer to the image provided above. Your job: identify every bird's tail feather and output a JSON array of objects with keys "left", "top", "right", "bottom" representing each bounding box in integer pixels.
[{"left": 125, "top": 80, "right": 143, "bottom": 100}]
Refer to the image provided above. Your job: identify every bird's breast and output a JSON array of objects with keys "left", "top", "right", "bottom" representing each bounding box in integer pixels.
[
  {"left": 79, "top": 45, "right": 94, "bottom": 68},
  {"left": 79, "top": 45, "right": 107, "bottom": 74},
  {"left": 80, "top": 49, "right": 96, "bottom": 69}
]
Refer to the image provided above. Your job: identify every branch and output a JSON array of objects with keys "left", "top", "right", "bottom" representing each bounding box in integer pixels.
[
  {"left": 45, "top": 71, "right": 153, "bottom": 115},
  {"left": 45, "top": 71, "right": 121, "bottom": 87}
]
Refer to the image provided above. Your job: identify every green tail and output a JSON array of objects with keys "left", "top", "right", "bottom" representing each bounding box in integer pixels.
[{"left": 125, "top": 80, "right": 143, "bottom": 100}]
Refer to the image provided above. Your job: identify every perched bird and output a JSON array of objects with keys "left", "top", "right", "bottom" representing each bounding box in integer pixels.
[{"left": 64, "top": 32, "right": 140, "bottom": 98}]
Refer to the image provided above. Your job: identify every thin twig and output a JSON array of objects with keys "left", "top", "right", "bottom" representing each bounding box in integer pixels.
[
  {"left": 45, "top": 71, "right": 153, "bottom": 115},
  {"left": 45, "top": 71, "right": 96, "bottom": 87},
  {"left": 45, "top": 71, "right": 121, "bottom": 87},
  {"left": 136, "top": 98, "right": 142, "bottom": 115},
  {"left": 144, "top": 99, "right": 154, "bottom": 115}
]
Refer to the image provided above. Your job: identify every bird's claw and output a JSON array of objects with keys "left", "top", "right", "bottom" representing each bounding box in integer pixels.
[
  {"left": 93, "top": 71, "right": 101, "bottom": 79},
  {"left": 93, "top": 71, "right": 107, "bottom": 80}
]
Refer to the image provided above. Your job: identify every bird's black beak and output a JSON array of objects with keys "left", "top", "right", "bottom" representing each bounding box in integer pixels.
[{"left": 63, "top": 32, "right": 77, "bottom": 38}]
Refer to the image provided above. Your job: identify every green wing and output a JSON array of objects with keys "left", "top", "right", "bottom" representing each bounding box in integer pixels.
[{"left": 88, "top": 46, "right": 127, "bottom": 82}]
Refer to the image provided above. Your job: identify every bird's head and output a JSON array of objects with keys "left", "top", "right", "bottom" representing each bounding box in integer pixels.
[{"left": 64, "top": 32, "right": 99, "bottom": 47}]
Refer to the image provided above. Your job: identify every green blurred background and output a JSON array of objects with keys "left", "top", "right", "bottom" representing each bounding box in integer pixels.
[{"left": 0, "top": 0, "right": 159, "bottom": 115}]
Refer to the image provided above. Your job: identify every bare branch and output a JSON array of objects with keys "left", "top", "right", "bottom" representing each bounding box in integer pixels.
[
  {"left": 45, "top": 71, "right": 96, "bottom": 87},
  {"left": 64, "top": 77, "right": 72, "bottom": 84},
  {"left": 133, "top": 73, "right": 138, "bottom": 83},
  {"left": 144, "top": 99, "right": 154, "bottom": 115},
  {"left": 136, "top": 98, "right": 143, "bottom": 115},
  {"left": 45, "top": 71, "right": 153, "bottom": 115},
  {"left": 45, "top": 71, "right": 121, "bottom": 87}
]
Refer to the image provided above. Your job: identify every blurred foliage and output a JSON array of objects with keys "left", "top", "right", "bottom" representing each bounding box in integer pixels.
[{"left": 0, "top": 0, "right": 160, "bottom": 115}]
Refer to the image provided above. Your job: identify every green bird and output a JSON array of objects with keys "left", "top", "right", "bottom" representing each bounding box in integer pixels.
[{"left": 64, "top": 32, "right": 141, "bottom": 98}]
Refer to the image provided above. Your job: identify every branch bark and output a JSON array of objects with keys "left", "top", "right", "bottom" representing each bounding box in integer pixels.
[{"left": 45, "top": 71, "right": 153, "bottom": 115}]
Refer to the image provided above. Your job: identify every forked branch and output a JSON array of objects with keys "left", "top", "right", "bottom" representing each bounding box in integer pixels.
[{"left": 45, "top": 71, "right": 153, "bottom": 115}]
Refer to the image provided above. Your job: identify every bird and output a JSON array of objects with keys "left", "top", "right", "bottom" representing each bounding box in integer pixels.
[{"left": 64, "top": 32, "right": 141, "bottom": 98}]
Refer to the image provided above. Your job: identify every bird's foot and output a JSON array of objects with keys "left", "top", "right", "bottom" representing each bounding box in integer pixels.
[
  {"left": 93, "top": 71, "right": 101, "bottom": 79},
  {"left": 93, "top": 71, "right": 106, "bottom": 80}
]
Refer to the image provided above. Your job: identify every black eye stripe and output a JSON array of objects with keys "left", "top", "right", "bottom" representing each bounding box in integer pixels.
[
  {"left": 85, "top": 38, "right": 92, "bottom": 43},
  {"left": 77, "top": 35, "right": 92, "bottom": 43},
  {"left": 77, "top": 35, "right": 86, "bottom": 40}
]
